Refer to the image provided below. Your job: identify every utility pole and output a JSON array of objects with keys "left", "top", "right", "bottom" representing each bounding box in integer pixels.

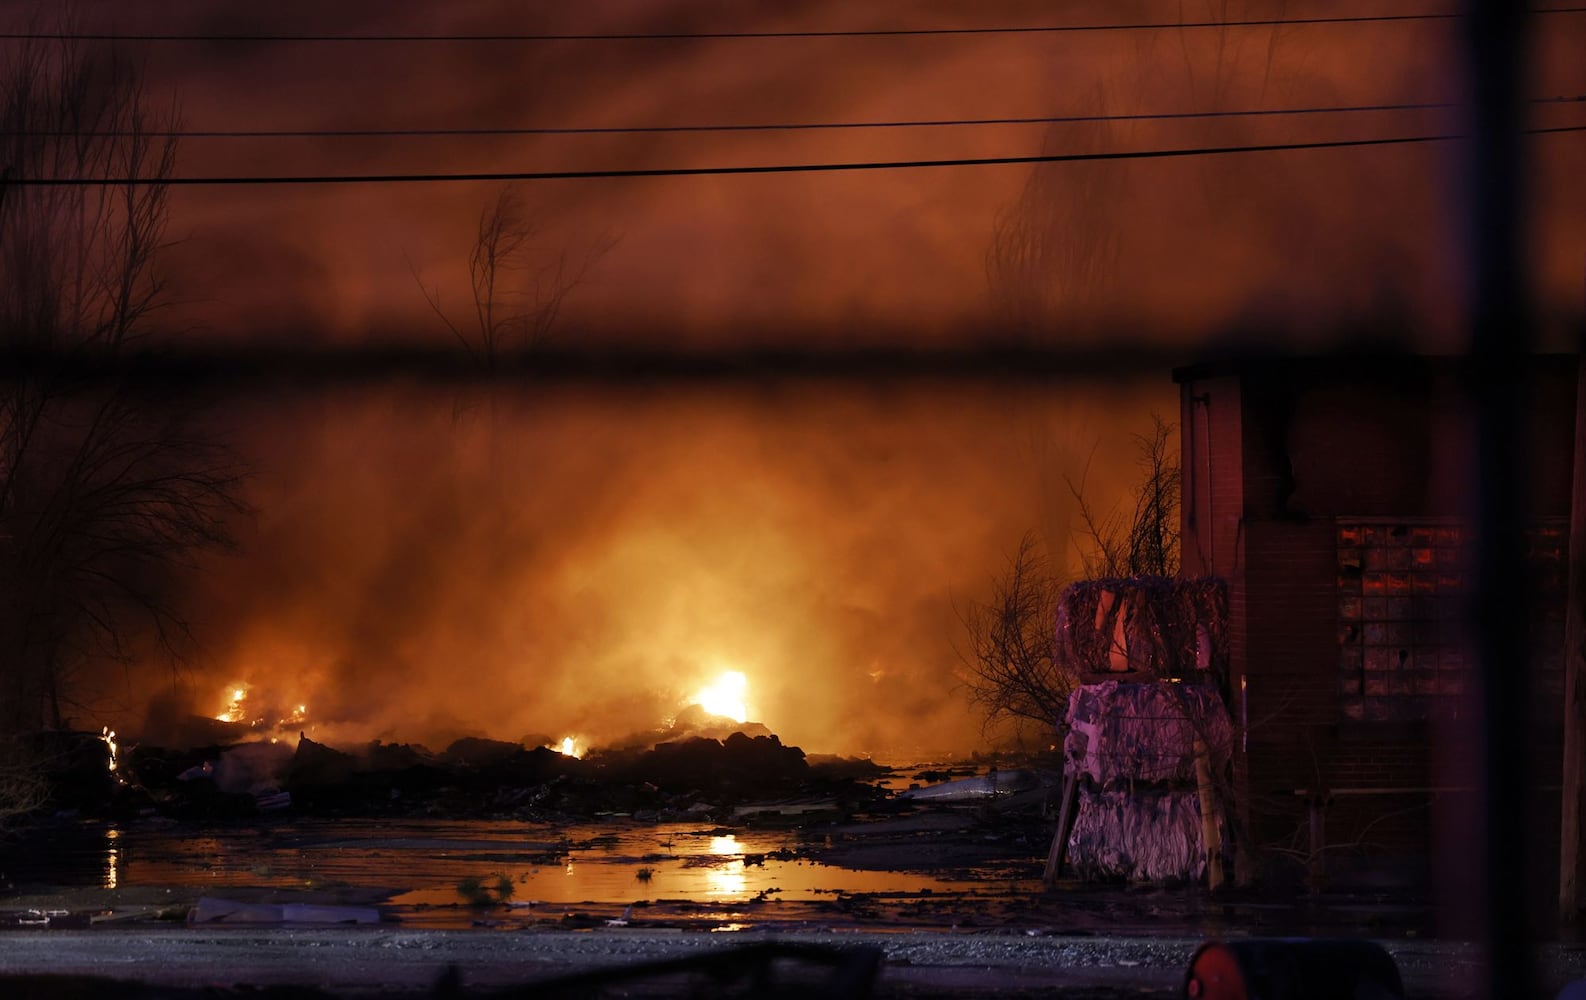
[
  {"left": 1561, "top": 290, "right": 1586, "bottom": 923},
  {"left": 1463, "top": 2, "right": 1532, "bottom": 997}
]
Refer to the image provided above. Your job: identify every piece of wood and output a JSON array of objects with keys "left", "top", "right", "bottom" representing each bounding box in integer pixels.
[
  {"left": 1194, "top": 738, "right": 1224, "bottom": 890},
  {"left": 1306, "top": 793, "right": 1329, "bottom": 892},
  {"left": 1043, "top": 771, "right": 1081, "bottom": 884},
  {"left": 1562, "top": 351, "right": 1586, "bottom": 923}
]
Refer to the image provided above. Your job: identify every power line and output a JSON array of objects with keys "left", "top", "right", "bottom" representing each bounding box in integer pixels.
[
  {"left": 4, "top": 9, "right": 1585, "bottom": 43},
  {"left": 4, "top": 125, "right": 1583, "bottom": 187},
  {"left": 0, "top": 342, "right": 1355, "bottom": 387},
  {"left": 9, "top": 97, "right": 1584, "bottom": 141}
]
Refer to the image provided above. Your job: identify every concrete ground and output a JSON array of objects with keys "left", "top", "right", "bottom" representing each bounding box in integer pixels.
[{"left": 3, "top": 926, "right": 1585, "bottom": 998}]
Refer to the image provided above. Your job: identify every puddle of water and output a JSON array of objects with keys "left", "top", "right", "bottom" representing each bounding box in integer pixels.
[
  {"left": 390, "top": 826, "right": 1036, "bottom": 909},
  {"left": 6, "top": 818, "right": 1042, "bottom": 913}
]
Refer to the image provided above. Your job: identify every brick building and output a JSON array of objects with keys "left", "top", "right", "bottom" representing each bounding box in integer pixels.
[{"left": 1173, "top": 356, "right": 1576, "bottom": 885}]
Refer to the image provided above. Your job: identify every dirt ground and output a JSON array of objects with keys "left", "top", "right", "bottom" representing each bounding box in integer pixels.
[
  {"left": 2, "top": 922, "right": 1584, "bottom": 999},
  {"left": 4, "top": 873, "right": 1586, "bottom": 998}
]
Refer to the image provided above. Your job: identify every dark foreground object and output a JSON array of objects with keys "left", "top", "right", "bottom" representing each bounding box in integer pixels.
[
  {"left": 1, "top": 926, "right": 1539, "bottom": 999},
  {"left": 452, "top": 941, "right": 883, "bottom": 998},
  {"left": 1, "top": 943, "right": 885, "bottom": 1000},
  {"left": 1185, "top": 939, "right": 1405, "bottom": 999},
  {"left": 0, "top": 928, "right": 1207, "bottom": 998}
]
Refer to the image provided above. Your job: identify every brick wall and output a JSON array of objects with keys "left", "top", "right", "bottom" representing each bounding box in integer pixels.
[{"left": 1174, "top": 357, "right": 1578, "bottom": 872}]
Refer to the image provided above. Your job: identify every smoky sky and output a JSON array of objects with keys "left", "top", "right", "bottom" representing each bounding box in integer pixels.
[
  {"left": 8, "top": 1, "right": 1584, "bottom": 752},
  {"left": 9, "top": 0, "right": 1579, "bottom": 349}
]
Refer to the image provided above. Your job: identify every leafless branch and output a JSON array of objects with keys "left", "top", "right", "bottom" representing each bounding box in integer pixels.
[
  {"left": 957, "top": 532, "right": 1073, "bottom": 732},
  {"left": 0, "top": 25, "right": 246, "bottom": 734}
]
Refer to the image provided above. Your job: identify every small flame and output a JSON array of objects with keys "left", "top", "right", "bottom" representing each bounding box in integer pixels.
[
  {"left": 551, "top": 735, "right": 584, "bottom": 759},
  {"left": 100, "top": 726, "right": 120, "bottom": 777},
  {"left": 692, "top": 670, "right": 749, "bottom": 724}
]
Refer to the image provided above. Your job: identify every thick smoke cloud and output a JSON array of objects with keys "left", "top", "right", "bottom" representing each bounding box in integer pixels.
[
  {"left": 11, "top": 1, "right": 1581, "bottom": 752},
  {"left": 122, "top": 382, "right": 1172, "bottom": 757}
]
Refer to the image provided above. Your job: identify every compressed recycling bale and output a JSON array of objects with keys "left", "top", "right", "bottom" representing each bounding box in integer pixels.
[
  {"left": 1067, "top": 786, "right": 1207, "bottom": 882},
  {"left": 1063, "top": 680, "right": 1233, "bottom": 786},
  {"left": 1054, "top": 577, "right": 1228, "bottom": 679}
]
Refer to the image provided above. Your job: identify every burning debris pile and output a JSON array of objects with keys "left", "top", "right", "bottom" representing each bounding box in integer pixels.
[
  {"left": 1055, "top": 576, "right": 1233, "bottom": 883},
  {"left": 38, "top": 662, "right": 884, "bottom": 822},
  {"left": 93, "top": 726, "right": 846, "bottom": 822}
]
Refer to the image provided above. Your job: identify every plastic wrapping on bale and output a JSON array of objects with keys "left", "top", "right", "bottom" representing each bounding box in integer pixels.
[
  {"left": 1068, "top": 787, "right": 1206, "bottom": 882},
  {"left": 1064, "top": 681, "right": 1233, "bottom": 786},
  {"left": 1054, "top": 577, "right": 1227, "bottom": 679}
]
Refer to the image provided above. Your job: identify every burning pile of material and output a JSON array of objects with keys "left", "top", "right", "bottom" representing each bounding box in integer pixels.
[{"left": 211, "top": 684, "right": 309, "bottom": 735}]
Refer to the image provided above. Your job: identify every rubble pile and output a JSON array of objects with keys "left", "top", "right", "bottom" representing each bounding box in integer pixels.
[
  {"left": 18, "top": 721, "right": 885, "bottom": 824},
  {"left": 608, "top": 732, "right": 809, "bottom": 793}
]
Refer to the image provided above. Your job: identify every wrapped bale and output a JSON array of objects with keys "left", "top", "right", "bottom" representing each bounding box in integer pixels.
[
  {"left": 1068, "top": 787, "right": 1207, "bottom": 882},
  {"left": 1064, "top": 680, "right": 1233, "bottom": 786},
  {"left": 1055, "top": 577, "right": 1228, "bottom": 679}
]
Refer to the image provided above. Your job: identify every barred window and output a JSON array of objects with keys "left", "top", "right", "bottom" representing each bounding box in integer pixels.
[{"left": 1336, "top": 520, "right": 1565, "bottom": 722}]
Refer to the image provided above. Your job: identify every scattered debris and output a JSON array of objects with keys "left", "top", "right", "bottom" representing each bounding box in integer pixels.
[
  {"left": 455, "top": 874, "right": 515, "bottom": 907},
  {"left": 187, "top": 897, "right": 382, "bottom": 925}
]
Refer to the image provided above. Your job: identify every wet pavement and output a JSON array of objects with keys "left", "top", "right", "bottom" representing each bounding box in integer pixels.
[
  {"left": 3, "top": 926, "right": 1586, "bottom": 998},
  {"left": 4, "top": 814, "right": 1581, "bottom": 995},
  {"left": 0, "top": 815, "right": 1043, "bottom": 927}
]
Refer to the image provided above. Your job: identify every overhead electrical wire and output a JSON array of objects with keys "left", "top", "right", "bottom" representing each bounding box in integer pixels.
[
  {"left": 8, "top": 96, "right": 1584, "bottom": 141},
  {"left": 3, "top": 8, "right": 1584, "bottom": 43},
  {"left": 5, "top": 125, "right": 1584, "bottom": 187}
]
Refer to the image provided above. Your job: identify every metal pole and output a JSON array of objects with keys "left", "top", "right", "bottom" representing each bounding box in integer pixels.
[
  {"left": 1464, "top": 2, "right": 1533, "bottom": 997},
  {"left": 1561, "top": 355, "right": 1586, "bottom": 923}
]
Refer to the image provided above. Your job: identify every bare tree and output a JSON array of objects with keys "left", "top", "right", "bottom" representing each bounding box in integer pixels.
[
  {"left": 1068, "top": 415, "right": 1181, "bottom": 579},
  {"left": 961, "top": 415, "right": 1182, "bottom": 734},
  {"left": 0, "top": 30, "right": 245, "bottom": 738},
  {"left": 0, "top": 744, "right": 48, "bottom": 831},
  {"left": 986, "top": 3, "right": 1293, "bottom": 337},
  {"left": 411, "top": 186, "right": 609, "bottom": 371},
  {"left": 959, "top": 533, "right": 1072, "bottom": 732},
  {"left": 986, "top": 105, "right": 1124, "bottom": 341}
]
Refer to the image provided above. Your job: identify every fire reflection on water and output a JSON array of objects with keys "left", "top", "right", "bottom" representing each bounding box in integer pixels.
[
  {"left": 104, "top": 827, "right": 121, "bottom": 890},
  {"left": 42, "top": 820, "right": 1040, "bottom": 918},
  {"left": 705, "top": 834, "right": 746, "bottom": 897}
]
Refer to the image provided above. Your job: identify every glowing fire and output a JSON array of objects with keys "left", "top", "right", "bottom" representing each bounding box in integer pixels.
[
  {"left": 551, "top": 735, "right": 584, "bottom": 759},
  {"left": 691, "top": 670, "right": 749, "bottom": 724},
  {"left": 213, "top": 684, "right": 309, "bottom": 730},
  {"left": 216, "top": 686, "right": 249, "bottom": 723},
  {"left": 100, "top": 727, "right": 122, "bottom": 783}
]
